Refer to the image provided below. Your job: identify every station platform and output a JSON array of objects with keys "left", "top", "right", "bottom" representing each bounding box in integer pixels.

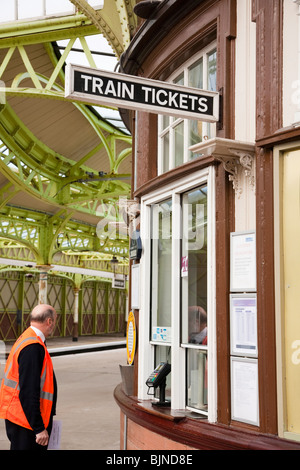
[
  {"left": 3, "top": 334, "right": 127, "bottom": 357},
  {"left": 48, "top": 334, "right": 126, "bottom": 356}
]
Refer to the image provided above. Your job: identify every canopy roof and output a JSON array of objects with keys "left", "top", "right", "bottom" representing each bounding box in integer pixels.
[{"left": 0, "top": 0, "right": 140, "bottom": 280}]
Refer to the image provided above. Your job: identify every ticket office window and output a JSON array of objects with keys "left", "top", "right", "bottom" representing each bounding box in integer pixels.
[
  {"left": 148, "top": 169, "right": 216, "bottom": 418},
  {"left": 157, "top": 44, "right": 217, "bottom": 175}
]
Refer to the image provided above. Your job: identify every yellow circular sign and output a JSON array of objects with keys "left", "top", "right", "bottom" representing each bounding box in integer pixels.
[{"left": 126, "top": 311, "right": 136, "bottom": 365}]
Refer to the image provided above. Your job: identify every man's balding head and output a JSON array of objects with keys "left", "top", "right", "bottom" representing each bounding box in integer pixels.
[
  {"left": 30, "top": 304, "right": 56, "bottom": 323},
  {"left": 30, "top": 304, "right": 57, "bottom": 338}
]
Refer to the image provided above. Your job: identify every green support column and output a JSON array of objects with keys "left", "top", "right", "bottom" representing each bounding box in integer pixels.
[
  {"left": 72, "top": 273, "right": 82, "bottom": 341},
  {"left": 36, "top": 265, "right": 52, "bottom": 304}
]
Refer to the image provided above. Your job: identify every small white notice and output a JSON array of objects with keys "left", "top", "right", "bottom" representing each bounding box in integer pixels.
[
  {"left": 230, "top": 231, "right": 256, "bottom": 292},
  {"left": 48, "top": 420, "right": 62, "bottom": 450},
  {"left": 231, "top": 358, "right": 259, "bottom": 426}
]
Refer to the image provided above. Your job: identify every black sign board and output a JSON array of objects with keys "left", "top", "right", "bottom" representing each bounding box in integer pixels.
[
  {"left": 65, "top": 64, "right": 219, "bottom": 122},
  {"left": 130, "top": 230, "right": 142, "bottom": 260}
]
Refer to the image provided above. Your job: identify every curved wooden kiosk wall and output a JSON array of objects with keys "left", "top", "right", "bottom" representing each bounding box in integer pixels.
[{"left": 114, "top": 384, "right": 300, "bottom": 450}]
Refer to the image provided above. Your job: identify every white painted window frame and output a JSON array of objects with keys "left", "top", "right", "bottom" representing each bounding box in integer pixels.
[{"left": 138, "top": 166, "right": 217, "bottom": 421}]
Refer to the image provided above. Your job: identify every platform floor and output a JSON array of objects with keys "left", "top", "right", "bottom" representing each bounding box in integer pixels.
[{"left": 0, "top": 336, "right": 127, "bottom": 451}]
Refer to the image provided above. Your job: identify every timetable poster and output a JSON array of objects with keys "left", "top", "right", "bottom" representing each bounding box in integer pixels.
[{"left": 230, "top": 294, "right": 258, "bottom": 357}]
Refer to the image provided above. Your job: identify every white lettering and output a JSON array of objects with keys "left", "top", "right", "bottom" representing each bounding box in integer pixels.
[
  {"left": 122, "top": 82, "right": 134, "bottom": 100},
  {"left": 180, "top": 93, "right": 188, "bottom": 109},
  {"left": 106, "top": 454, "right": 141, "bottom": 467},
  {"left": 168, "top": 91, "right": 179, "bottom": 108},
  {"left": 152, "top": 88, "right": 156, "bottom": 103},
  {"left": 198, "top": 97, "right": 208, "bottom": 113},
  {"left": 81, "top": 74, "right": 92, "bottom": 91},
  {"left": 92, "top": 77, "right": 103, "bottom": 94},
  {"left": 189, "top": 95, "right": 198, "bottom": 111},
  {"left": 105, "top": 79, "right": 117, "bottom": 96},
  {"left": 78, "top": 73, "right": 214, "bottom": 117},
  {"left": 141, "top": 86, "right": 152, "bottom": 103},
  {"left": 89, "top": 78, "right": 135, "bottom": 99},
  {"left": 150, "top": 454, "right": 193, "bottom": 466},
  {"left": 117, "top": 81, "right": 121, "bottom": 97},
  {"left": 156, "top": 89, "right": 168, "bottom": 106}
]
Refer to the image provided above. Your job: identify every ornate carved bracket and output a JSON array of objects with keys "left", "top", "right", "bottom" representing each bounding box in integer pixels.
[{"left": 189, "top": 138, "right": 256, "bottom": 197}]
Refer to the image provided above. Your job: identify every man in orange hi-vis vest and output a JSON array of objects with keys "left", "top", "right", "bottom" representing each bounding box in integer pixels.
[{"left": 0, "top": 304, "right": 57, "bottom": 450}]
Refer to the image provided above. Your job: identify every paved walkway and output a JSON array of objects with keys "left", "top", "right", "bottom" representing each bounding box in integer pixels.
[{"left": 0, "top": 335, "right": 127, "bottom": 451}]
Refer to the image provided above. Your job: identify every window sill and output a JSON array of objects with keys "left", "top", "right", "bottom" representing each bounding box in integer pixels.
[{"left": 135, "top": 399, "right": 207, "bottom": 423}]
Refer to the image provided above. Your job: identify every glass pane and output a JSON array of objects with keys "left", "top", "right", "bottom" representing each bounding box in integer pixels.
[
  {"left": 187, "top": 349, "right": 208, "bottom": 411},
  {"left": 163, "top": 115, "right": 170, "bottom": 129},
  {"left": 188, "top": 306, "right": 207, "bottom": 345},
  {"left": 151, "top": 199, "right": 172, "bottom": 342},
  {"left": 203, "top": 49, "right": 217, "bottom": 143},
  {"left": 174, "top": 121, "right": 184, "bottom": 167},
  {"left": 207, "top": 49, "right": 217, "bottom": 91},
  {"left": 154, "top": 346, "right": 171, "bottom": 401},
  {"left": 189, "top": 120, "right": 202, "bottom": 159},
  {"left": 174, "top": 72, "right": 184, "bottom": 86},
  {"left": 181, "top": 185, "right": 207, "bottom": 345},
  {"left": 188, "top": 58, "right": 203, "bottom": 89},
  {"left": 163, "top": 133, "right": 170, "bottom": 173}
]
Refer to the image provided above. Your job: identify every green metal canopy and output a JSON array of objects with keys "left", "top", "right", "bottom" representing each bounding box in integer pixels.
[{"left": 0, "top": 0, "right": 139, "bottom": 279}]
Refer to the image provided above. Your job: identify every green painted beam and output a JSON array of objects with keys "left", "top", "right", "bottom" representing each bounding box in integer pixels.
[{"left": 0, "top": 15, "right": 98, "bottom": 48}]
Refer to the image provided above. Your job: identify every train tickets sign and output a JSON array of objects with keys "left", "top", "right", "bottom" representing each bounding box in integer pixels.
[{"left": 65, "top": 63, "right": 219, "bottom": 122}]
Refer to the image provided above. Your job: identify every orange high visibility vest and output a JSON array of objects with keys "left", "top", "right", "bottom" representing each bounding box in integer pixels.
[{"left": 0, "top": 327, "right": 54, "bottom": 430}]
